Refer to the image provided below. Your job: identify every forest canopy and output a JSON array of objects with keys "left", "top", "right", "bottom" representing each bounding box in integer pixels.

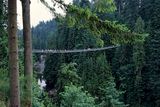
[{"left": 0, "top": 0, "right": 160, "bottom": 107}]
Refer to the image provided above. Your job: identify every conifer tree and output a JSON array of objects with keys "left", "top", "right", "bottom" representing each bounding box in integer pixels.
[
  {"left": 21, "top": 0, "right": 33, "bottom": 106},
  {"left": 0, "top": 0, "right": 7, "bottom": 67},
  {"left": 132, "top": 16, "right": 145, "bottom": 107},
  {"left": 143, "top": 1, "right": 160, "bottom": 106},
  {"left": 8, "top": 0, "right": 20, "bottom": 106}
]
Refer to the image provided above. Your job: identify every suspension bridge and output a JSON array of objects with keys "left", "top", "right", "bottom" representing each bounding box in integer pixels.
[
  {"left": 19, "top": 45, "right": 119, "bottom": 54},
  {"left": 20, "top": 45, "right": 119, "bottom": 89}
]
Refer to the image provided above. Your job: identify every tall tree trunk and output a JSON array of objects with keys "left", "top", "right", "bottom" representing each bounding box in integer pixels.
[
  {"left": 21, "top": 0, "right": 33, "bottom": 106},
  {"left": 8, "top": 0, "right": 20, "bottom": 106}
]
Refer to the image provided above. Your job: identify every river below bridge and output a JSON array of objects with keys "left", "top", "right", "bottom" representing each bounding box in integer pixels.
[{"left": 34, "top": 55, "right": 46, "bottom": 90}]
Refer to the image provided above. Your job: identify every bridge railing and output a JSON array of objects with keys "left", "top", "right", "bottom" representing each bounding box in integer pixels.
[{"left": 19, "top": 45, "right": 120, "bottom": 54}]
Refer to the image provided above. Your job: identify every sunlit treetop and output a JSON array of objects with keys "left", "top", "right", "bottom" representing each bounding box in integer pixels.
[{"left": 40, "top": 0, "right": 144, "bottom": 44}]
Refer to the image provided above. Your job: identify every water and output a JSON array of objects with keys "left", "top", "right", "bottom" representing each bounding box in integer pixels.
[{"left": 38, "top": 79, "right": 46, "bottom": 90}]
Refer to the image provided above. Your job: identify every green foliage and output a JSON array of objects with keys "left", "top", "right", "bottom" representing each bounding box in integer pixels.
[
  {"left": 134, "top": 17, "right": 145, "bottom": 34},
  {"left": 32, "top": 79, "right": 45, "bottom": 107},
  {"left": 0, "top": 68, "right": 9, "bottom": 103},
  {"left": 18, "top": 20, "right": 58, "bottom": 49},
  {"left": 43, "top": 16, "right": 102, "bottom": 90},
  {"left": 56, "top": 63, "right": 81, "bottom": 90},
  {"left": 133, "top": 17, "right": 145, "bottom": 72},
  {"left": 66, "top": 5, "right": 142, "bottom": 44},
  {"left": 0, "top": 0, "right": 8, "bottom": 68},
  {"left": 75, "top": 54, "right": 112, "bottom": 97},
  {"left": 100, "top": 78, "right": 126, "bottom": 107},
  {"left": 34, "top": 1, "right": 160, "bottom": 107},
  {"left": 112, "top": 44, "right": 136, "bottom": 105},
  {"left": 60, "top": 84, "right": 97, "bottom": 107},
  {"left": 130, "top": 17, "right": 146, "bottom": 107},
  {"left": 144, "top": 31, "right": 160, "bottom": 107},
  {"left": 112, "top": 1, "right": 160, "bottom": 107},
  {"left": 19, "top": 54, "right": 53, "bottom": 107},
  {"left": 42, "top": 2, "right": 127, "bottom": 107},
  {"left": 141, "top": 1, "right": 160, "bottom": 106},
  {"left": 0, "top": 33, "right": 8, "bottom": 67},
  {"left": 20, "top": 77, "right": 54, "bottom": 107},
  {"left": 44, "top": 54, "right": 63, "bottom": 90},
  {"left": 115, "top": 0, "right": 140, "bottom": 28},
  {"left": 41, "top": 0, "right": 143, "bottom": 44},
  {"left": 0, "top": 101, "right": 6, "bottom": 107},
  {"left": 93, "top": 0, "right": 116, "bottom": 13},
  {"left": 32, "top": 79, "right": 55, "bottom": 107}
]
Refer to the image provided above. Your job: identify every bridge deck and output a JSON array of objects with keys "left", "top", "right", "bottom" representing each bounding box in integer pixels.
[{"left": 19, "top": 45, "right": 119, "bottom": 54}]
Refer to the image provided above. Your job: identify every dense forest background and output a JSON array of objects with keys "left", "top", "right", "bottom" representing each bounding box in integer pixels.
[{"left": 1, "top": 0, "right": 160, "bottom": 107}]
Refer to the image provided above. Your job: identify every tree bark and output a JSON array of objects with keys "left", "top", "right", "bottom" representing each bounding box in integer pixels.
[
  {"left": 8, "top": 0, "right": 20, "bottom": 106},
  {"left": 21, "top": 0, "right": 33, "bottom": 106}
]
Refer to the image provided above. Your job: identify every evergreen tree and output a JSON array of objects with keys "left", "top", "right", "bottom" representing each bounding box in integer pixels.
[
  {"left": 132, "top": 17, "right": 145, "bottom": 107},
  {"left": 8, "top": 0, "right": 20, "bottom": 106},
  {"left": 0, "top": 1, "right": 9, "bottom": 105},
  {"left": 60, "top": 85, "right": 97, "bottom": 107},
  {"left": 100, "top": 78, "right": 125, "bottom": 107},
  {"left": 115, "top": 0, "right": 142, "bottom": 29},
  {"left": 143, "top": 2, "right": 160, "bottom": 106},
  {"left": 43, "top": 1, "right": 126, "bottom": 106},
  {"left": 111, "top": 17, "right": 146, "bottom": 107},
  {"left": 142, "top": 1, "right": 160, "bottom": 106},
  {"left": 28, "top": 0, "right": 160, "bottom": 106},
  {"left": 140, "top": 0, "right": 154, "bottom": 30},
  {"left": 21, "top": 0, "right": 33, "bottom": 106},
  {"left": 0, "top": 0, "right": 7, "bottom": 67}
]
